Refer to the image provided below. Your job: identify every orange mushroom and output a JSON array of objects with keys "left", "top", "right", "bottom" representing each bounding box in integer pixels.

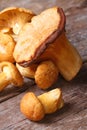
[
  {"left": 0, "top": 32, "right": 15, "bottom": 62},
  {"left": 35, "top": 60, "right": 59, "bottom": 89},
  {"left": 13, "top": 7, "right": 82, "bottom": 81},
  {"left": 20, "top": 88, "right": 64, "bottom": 121},
  {"left": 0, "top": 7, "right": 35, "bottom": 41},
  {"left": 0, "top": 61, "right": 23, "bottom": 91}
]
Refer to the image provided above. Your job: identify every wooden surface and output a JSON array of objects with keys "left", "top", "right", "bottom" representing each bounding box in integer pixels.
[{"left": 0, "top": 0, "right": 87, "bottom": 130}]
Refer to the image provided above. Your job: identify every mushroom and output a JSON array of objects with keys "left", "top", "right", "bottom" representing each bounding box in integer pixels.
[
  {"left": 20, "top": 88, "right": 64, "bottom": 121},
  {"left": 0, "top": 32, "right": 15, "bottom": 62},
  {"left": 16, "top": 60, "right": 58, "bottom": 89},
  {"left": 20, "top": 92, "right": 45, "bottom": 121},
  {"left": 16, "top": 63, "right": 38, "bottom": 78},
  {"left": 13, "top": 7, "right": 82, "bottom": 81},
  {"left": 35, "top": 60, "right": 59, "bottom": 89},
  {"left": 0, "top": 61, "right": 24, "bottom": 91},
  {"left": 0, "top": 7, "right": 35, "bottom": 40}
]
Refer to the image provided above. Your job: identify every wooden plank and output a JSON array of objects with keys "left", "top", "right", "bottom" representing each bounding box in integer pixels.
[
  {"left": 65, "top": 7, "right": 87, "bottom": 59},
  {"left": 0, "top": 63, "right": 87, "bottom": 130},
  {"left": 0, "top": 0, "right": 87, "bottom": 130},
  {"left": 0, "top": 78, "right": 35, "bottom": 103},
  {"left": 0, "top": 0, "right": 86, "bottom": 13}
]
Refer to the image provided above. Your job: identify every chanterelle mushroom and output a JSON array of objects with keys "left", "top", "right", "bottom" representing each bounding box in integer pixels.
[
  {"left": 0, "top": 32, "right": 15, "bottom": 62},
  {"left": 13, "top": 7, "right": 82, "bottom": 81},
  {"left": 0, "top": 7, "right": 35, "bottom": 35},
  {"left": 0, "top": 61, "right": 24, "bottom": 91}
]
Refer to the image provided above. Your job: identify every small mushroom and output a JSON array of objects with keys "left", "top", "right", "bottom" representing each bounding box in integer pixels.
[
  {"left": 0, "top": 32, "right": 15, "bottom": 62},
  {"left": 35, "top": 60, "right": 59, "bottom": 89},
  {"left": 13, "top": 7, "right": 82, "bottom": 81},
  {"left": 20, "top": 92, "right": 45, "bottom": 121},
  {"left": 0, "top": 61, "right": 24, "bottom": 91},
  {"left": 16, "top": 63, "right": 37, "bottom": 78},
  {"left": 16, "top": 61, "right": 58, "bottom": 89},
  {"left": 0, "top": 7, "right": 35, "bottom": 36},
  {"left": 20, "top": 88, "right": 64, "bottom": 121}
]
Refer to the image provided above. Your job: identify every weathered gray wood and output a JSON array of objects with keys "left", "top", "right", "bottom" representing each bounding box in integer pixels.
[
  {"left": 0, "top": 0, "right": 87, "bottom": 130},
  {"left": 0, "top": 63, "right": 87, "bottom": 130},
  {"left": 0, "top": 78, "right": 35, "bottom": 103}
]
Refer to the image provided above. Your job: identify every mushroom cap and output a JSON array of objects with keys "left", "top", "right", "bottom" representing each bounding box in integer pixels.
[
  {"left": 0, "top": 62, "right": 23, "bottom": 86},
  {"left": 13, "top": 7, "right": 65, "bottom": 67},
  {"left": 35, "top": 60, "right": 59, "bottom": 89},
  {"left": 20, "top": 92, "right": 45, "bottom": 121},
  {"left": 0, "top": 7, "right": 35, "bottom": 35},
  {"left": 0, "top": 32, "right": 15, "bottom": 62}
]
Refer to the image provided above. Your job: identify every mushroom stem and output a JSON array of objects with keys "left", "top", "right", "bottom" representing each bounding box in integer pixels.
[
  {"left": 16, "top": 63, "right": 37, "bottom": 78},
  {"left": 39, "top": 32, "right": 82, "bottom": 81},
  {"left": 0, "top": 72, "right": 9, "bottom": 91}
]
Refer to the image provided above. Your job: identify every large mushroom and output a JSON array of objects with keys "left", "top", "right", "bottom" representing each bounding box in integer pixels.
[
  {"left": 13, "top": 7, "right": 82, "bottom": 81},
  {"left": 0, "top": 7, "right": 35, "bottom": 40}
]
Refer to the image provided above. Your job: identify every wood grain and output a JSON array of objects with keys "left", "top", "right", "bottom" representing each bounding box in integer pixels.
[{"left": 0, "top": 0, "right": 87, "bottom": 130}]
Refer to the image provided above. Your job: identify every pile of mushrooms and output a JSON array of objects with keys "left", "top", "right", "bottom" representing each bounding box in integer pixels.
[
  {"left": 0, "top": 6, "right": 82, "bottom": 121},
  {"left": 13, "top": 7, "right": 82, "bottom": 89},
  {"left": 0, "top": 7, "right": 35, "bottom": 91}
]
